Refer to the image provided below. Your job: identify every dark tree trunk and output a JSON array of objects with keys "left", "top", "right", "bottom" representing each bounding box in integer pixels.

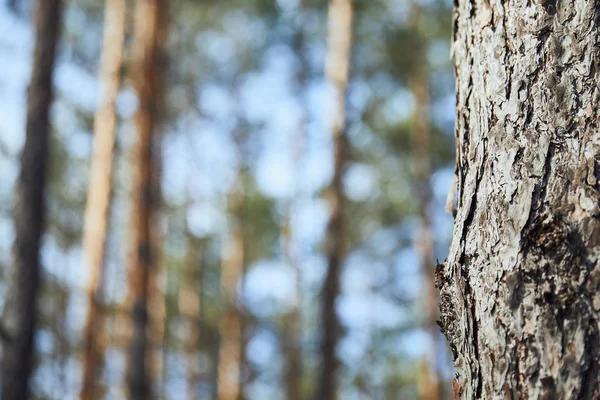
[
  {"left": 438, "top": 1, "right": 600, "bottom": 398},
  {"left": 0, "top": 0, "right": 62, "bottom": 398},
  {"left": 126, "top": 0, "right": 167, "bottom": 398},
  {"left": 317, "top": 0, "right": 353, "bottom": 399}
]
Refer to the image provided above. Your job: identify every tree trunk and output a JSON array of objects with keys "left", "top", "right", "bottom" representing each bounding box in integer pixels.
[
  {"left": 149, "top": 127, "right": 167, "bottom": 398},
  {"left": 126, "top": 0, "right": 167, "bottom": 398},
  {"left": 282, "top": 207, "right": 303, "bottom": 400},
  {"left": 283, "top": 22, "right": 308, "bottom": 400},
  {"left": 317, "top": 0, "right": 353, "bottom": 399},
  {"left": 217, "top": 179, "right": 246, "bottom": 400},
  {"left": 438, "top": 2, "right": 600, "bottom": 399},
  {"left": 0, "top": 0, "right": 62, "bottom": 398},
  {"left": 411, "top": 71, "right": 441, "bottom": 400},
  {"left": 80, "top": 0, "right": 126, "bottom": 397},
  {"left": 180, "top": 230, "right": 202, "bottom": 399}
]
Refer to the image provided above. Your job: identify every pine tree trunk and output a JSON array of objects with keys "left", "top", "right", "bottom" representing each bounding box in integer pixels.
[
  {"left": 149, "top": 130, "right": 167, "bottom": 397},
  {"left": 282, "top": 208, "right": 303, "bottom": 400},
  {"left": 283, "top": 52, "right": 307, "bottom": 400},
  {"left": 411, "top": 72, "right": 441, "bottom": 400},
  {"left": 0, "top": 0, "right": 62, "bottom": 398},
  {"left": 180, "top": 231, "right": 202, "bottom": 399},
  {"left": 80, "top": 0, "right": 126, "bottom": 397},
  {"left": 217, "top": 180, "right": 246, "bottom": 400},
  {"left": 127, "top": 0, "right": 166, "bottom": 398},
  {"left": 317, "top": 0, "right": 353, "bottom": 399},
  {"left": 438, "top": 2, "right": 600, "bottom": 398}
]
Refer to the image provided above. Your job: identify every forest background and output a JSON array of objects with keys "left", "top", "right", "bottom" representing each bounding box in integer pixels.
[{"left": 0, "top": 0, "right": 457, "bottom": 398}]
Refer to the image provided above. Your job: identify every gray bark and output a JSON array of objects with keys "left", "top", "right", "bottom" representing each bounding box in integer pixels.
[{"left": 438, "top": 1, "right": 600, "bottom": 399}]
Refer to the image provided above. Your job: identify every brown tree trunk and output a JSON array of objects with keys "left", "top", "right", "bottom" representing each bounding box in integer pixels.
[
  {"left": 217, "top": 178, "right": 246, "bottom": 400},
  {"left": 180, "top": 230, "right": 202, "bottom": 399},
  {"left": 149, "top": 130, "right": 167, "bottom": 398},
  {"left": 438, "top": 1, "right": 600, "bottom": 398},
  {"left": 0, "top": 0, "right": 62, "bottom": 398},
  {"left": 317, "top": 0, "right": 353, "bottom": 399},
  {"left": 411, "top": 72, "right": 441, "bottom": 400},
  {"left": 126, "top": 0, "right": 167, "bottom": 398},
  {"left": 80, "top": 1, "right": 126, "bottom": 398}
]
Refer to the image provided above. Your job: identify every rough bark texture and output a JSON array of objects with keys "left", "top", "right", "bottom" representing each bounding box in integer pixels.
[
  {"left": 127, "top": 0, "right": 166, "bottom": 398},
  {"left": 317, "top": 0, "right": 353, "bottom": 399},
  {"left": 80, "top": 0, "right": 126, "bottom": 397},
  {"left": 0, "top": 0, "right": 61, "bottom": 398},
  {"left": 411, "top": 72, "right": 441, "bottom": 400},
  {"left": 438, "top": 1, "right": 600, "bottom": 399}
]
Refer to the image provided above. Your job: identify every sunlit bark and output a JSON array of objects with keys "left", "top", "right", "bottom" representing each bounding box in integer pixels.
[{"left": 80, "top": 1, "right": 127, "bottom": 397}]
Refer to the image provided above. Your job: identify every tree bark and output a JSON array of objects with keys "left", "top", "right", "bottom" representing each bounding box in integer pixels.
[
  {"left": 0, "top": 0, "right": 62, "bottom": 398},
  {"left": 80, "top": 1, "right": 126, "bottom": 397},
  {"left": 317, "top": 0, "right": 353, "bottom": 399},
  {"left": 126, "top": 0, "right": 167, "bottom": 398},
  {"left": 438, "top": 1, "right": 600, "bottom": 399}
]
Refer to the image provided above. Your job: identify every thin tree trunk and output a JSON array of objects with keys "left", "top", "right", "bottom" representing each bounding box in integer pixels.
[
  {"left": 317, "top": 0, "right": 353, "bottom": 399},
  {"left": 150, "top": 131, "right": 167, "bottom": 398},
  {"left": 411, "top": 72, "right": 441, "bottom": 400},
  {"left": 126, "top": 0, "right": 166, "bottom": 397},
  {"left": 282, "top": 22, "right": 309, "bottom": 400},
  {"left": 217, "top": 181, "right": 246, "bottom": 400},
  {"left": 80, "top": 1, "right": 126, "bottom": 397},
  {"left": 438, "top": 2, "right": 600, "bottom": 398},
  {"left": 180, "top": 231, "right": 202, "bottom": 399},
  {"left": 281, "top": 208, "right": 303, "bottom": 400},
  {"left": 0, "top": 0, "right": 62, "bottom": 398}
]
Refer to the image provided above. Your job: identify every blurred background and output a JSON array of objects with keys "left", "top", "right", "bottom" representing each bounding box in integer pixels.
[{"left": 0, "top": 0, "right": 457, "bottom": 398}]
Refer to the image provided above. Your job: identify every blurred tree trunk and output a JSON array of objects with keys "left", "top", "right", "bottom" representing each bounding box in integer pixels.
[
  {"left": 150, "top": 128, "right": 167, "bottom": 398},
  {"left": 411, "top": 72, "right": 441, "bottom": 400},
  {"left": 80, "top": 0, "right": 126, "bottom": 397},
  {"left": 180, "top": 230, "right": 202, "bottom": 399},
  {"left": 281, "top": 208, "right": 303, "bottom": 400},
  {"left": 0, "top": 0, "right": 62, "bottom": 398},
  {"left": 217, "top": 174, "right": 246, "bottom": 400},
  {"left": 438, "top": 2, "right": 600, "bottom": 399},
  {"left": 317, "top": 0, "right": 353, "bottom": 399},
  {"left": 126, "top": 0, "right": 167, "bottom": 398},
  {"left": 282, "top": 22, "right": 309, "bottom": 400}
]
